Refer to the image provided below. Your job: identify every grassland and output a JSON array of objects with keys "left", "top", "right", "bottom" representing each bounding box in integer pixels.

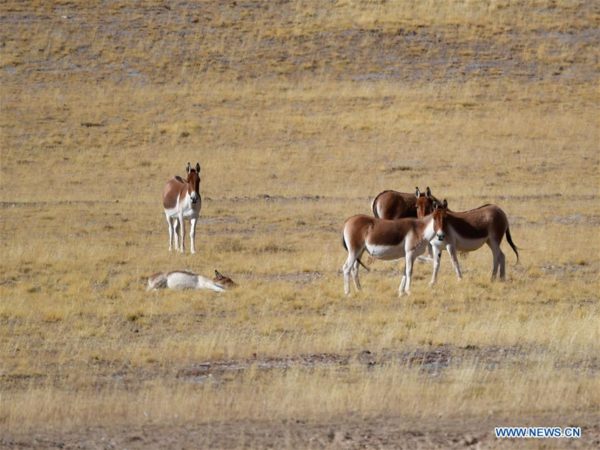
[{"left": 1, "top": 1, "right": 599, "bottom": 448}]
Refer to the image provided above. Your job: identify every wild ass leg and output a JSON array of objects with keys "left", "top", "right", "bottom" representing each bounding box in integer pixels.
[
  {"left": 165, "top": 213, "right": 174, "bottom": 251},
  {"left": 491, "top": 246, "right": 499, "bottom": 280},
  {"left": 399, "top": 275, "right": 407, "bottom": 295},
  {"left": 178, "top": 213, "right": 185, "bottom": 253},
  {"left": 400, "top": 251, "right": 415, "bottom": 296},
  {"left": 343, "top": 242, "right": 366, "bottom": 295},
  {"left": 351, "top": 260, "right": 362, "bottom": 291},
  {"left": 487, "top": 240, "right": 506, "bottom": 281},
  {"left": 342, "top": 254, "right": 355, "bottom": 296},
  {"left": 429, "top": 244, "right": 443, "bottom": 286},
  {"left": 446, "top": 244, "right": 463, "bottom": 280},
  {"left": 498, "top": 250, "right": 506, "bottom": 280},
  {"left": 147, "top": 272, "right": 168, "bottom": 291},
  {"left": 189, "top": 217, "right": 198, "bottom": 254},
  {"left": 172, "top": 219, "right": 179, "bottom": 251}
]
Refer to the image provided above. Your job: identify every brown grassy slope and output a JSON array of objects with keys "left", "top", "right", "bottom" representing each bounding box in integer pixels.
[
  {"left": 0, "top": 0, "right": 599, "bottom": 444},
  {"left": 1, "top": 0, "right": 598, "bottom": 202}
]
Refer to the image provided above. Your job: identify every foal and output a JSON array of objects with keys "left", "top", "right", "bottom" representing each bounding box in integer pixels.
[
  {"left": 341, "top": 211, "right": 440, "bottom": 296},
  {"left": 163, "top": 162, "right": 202, "bottom": 253},
  {"left": 430, "top": 200, "right": 519, "bottom": 283},
  {"left": 147, "top": 270, "right": 235, "bottom": 292}
]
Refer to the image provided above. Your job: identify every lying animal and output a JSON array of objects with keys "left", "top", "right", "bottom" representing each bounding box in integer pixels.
[{"left": 147, "top": 270, "right": 236, "bottom": 292}]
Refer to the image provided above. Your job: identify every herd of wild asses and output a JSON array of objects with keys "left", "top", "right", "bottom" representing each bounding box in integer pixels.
[
  {"left": 150, "top": 163, "right": 518, "bottom": 296},
  {"left": 344, "top": 188, "right": 518, "bottom": 296}
]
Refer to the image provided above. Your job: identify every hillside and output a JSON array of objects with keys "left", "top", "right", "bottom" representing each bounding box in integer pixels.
[{"left": 1, "top": 1, "right": 599, "bottom": 448}]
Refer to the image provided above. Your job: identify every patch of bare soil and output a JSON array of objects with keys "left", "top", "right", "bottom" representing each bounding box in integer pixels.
[
  {"left": 2, "top": 414, "right": 599, "bottom": 449},
  {"left": 174, "top": 344, "right": 599, "bottom": 385},
  {"left": 3, "top": 345, "right": 597, "bottom": 393}
]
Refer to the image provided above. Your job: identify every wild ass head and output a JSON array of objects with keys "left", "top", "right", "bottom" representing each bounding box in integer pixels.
[
  {"left": 432, "top": 199, "right": 449, "bottom": 242},
  {"left": 415, "top": 186, "right": 435, "bottom": 218},
  {"left": 214, "top": 270, "right": 236, "bottom": 288},
  {"left": 186, "top": 162, "right": 201, "bottom": 205}
]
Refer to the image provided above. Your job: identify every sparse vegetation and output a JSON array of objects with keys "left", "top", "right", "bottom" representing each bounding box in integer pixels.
[{"left": 1, "top": 0, "right": 599, "bottom": 447}]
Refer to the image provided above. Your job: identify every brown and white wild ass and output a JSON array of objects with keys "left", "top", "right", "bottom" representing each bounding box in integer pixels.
[
  {"left": 163, "top": 162, "right": 201, "bottom": 253},
  {"left": 429, "top": 200, "right": 519, "bottom": 283},
  {"left": 147, "top": 269, "right": 236, "bottom": 292},
  {"left": 372, "top": 187, "right": 438, "bottom": 219},
  {"left": 371, "top": 187, "right": 439, "bottom": 263},
  {"left": 341, "top": 208, "right": 442, "bottom": 296}
]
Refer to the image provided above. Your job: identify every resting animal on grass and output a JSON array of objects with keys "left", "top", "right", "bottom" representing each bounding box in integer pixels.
[{"left": 147, "top": 270, "right": 236, "bottom": 293}]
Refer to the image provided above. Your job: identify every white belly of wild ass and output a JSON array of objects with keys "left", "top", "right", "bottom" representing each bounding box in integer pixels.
[
  {"left": 365, "top": 241, "right": 406, "bottom": 260},
  {"left": 164, "top": 203, "right": 200, "bottom": 220}
]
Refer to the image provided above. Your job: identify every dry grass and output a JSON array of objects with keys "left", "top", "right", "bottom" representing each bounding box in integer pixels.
[{"left": 1, "top": 0, "right": 599, "bottom": 445}]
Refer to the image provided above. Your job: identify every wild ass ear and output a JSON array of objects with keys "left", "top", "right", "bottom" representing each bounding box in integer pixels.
[
  {"left": 186, "top": 162, "right": 191, "bottom": 173},
  {"left": 415, "top": 187, "right": 420, "bottom": 198},
  {"left": 426, "top": 186, "right": 432, "bottom": 198},
  {"left": 196, "top": 162, "right": 201, "bottom": 173},
  {"left": 215, "top": 270, "right": 221, "bottom": 278},
  {"left": 442, "top": 199, "right": 448, "bottom": 208}
]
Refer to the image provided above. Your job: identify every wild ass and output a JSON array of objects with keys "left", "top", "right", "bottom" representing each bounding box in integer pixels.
[
  {"left": 341, "top": 208, "right": 442, "bottom": 296},
  {"left": 370, "top": 187, "right": 438, "bottom": 263},
  {"left": 147, "top": 269, "right": 236, "bottom": 292},
  {"left": 163, "top": 162, "right": 201, "bottom": 253},
  {"left": 429, "top": 200, "right": 519, "bottom": 283},
  {"left": 372, "top": 187, "right": 438, "bottom": 219}
]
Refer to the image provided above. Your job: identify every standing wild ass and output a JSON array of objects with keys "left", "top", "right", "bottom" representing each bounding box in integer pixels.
[
  {"left": 372, "top": 187, "right": 438, "bottom": 219},
  {"left": 163, "top": 162, "right": 201, "bottom": 253},
  {"left": 147, "top": 269, "right": 236, "bottom": 292},
  {"left": 371, "top": 187, "right": 439, "bottom": 263},
  {"left": 341, "top": 206, "right": 443, "bottom": 296},
  {"left": 429, "top": 200, "right": 519, "bottom": 283}
]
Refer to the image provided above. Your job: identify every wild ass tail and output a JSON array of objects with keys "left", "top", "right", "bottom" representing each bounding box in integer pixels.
[
  {"left": 342, "top": 235, "right": 370, "bottom": 272},
  {"left": 371, "top": 197, "right": 380, "bottom": 218},
  {"left": 505, "top": 226, "right": 519, "bottom": 263}
]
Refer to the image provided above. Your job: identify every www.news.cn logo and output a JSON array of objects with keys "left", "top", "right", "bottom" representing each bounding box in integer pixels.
[{"left": 495, "top": 427, "right": 581, "bottom": 439}]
